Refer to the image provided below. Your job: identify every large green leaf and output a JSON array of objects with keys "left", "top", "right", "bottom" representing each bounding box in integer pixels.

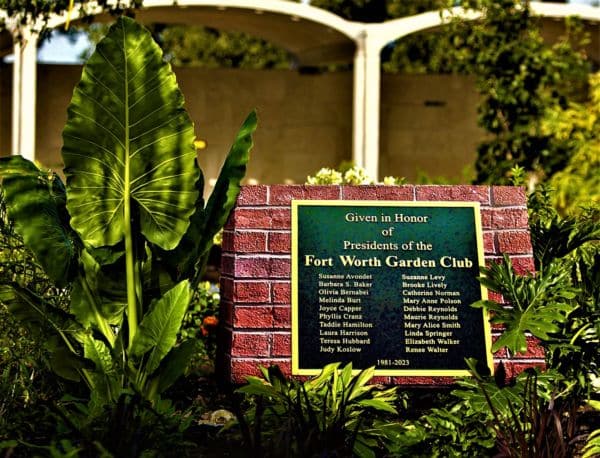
[
  {"left": 199, "top": 111, "right": 256, "bottom": 255},
  {"left": 474, "top": 255, "right": 577, "bottom": 354},
  {"left": 82, "top": 333, "right": 120, "bottom": 409},
  {"left": 0, "top": 156, "right": 78, "bottom": 285},
  {"left": 151, "top": 339, "right": 198, "bottom": 395},
  {"left": 0, "top": 283, "right": 91, "bottom": 381},
  {"left": 130, "top": 280, "right": 191, "bottom": 375},
  {"left": 0, "top": 283, "right": 83, "bottom": 341},
  {"left": 157, "top": 111, "right": 256, "bottom": 285},
  {"left": 454, "top": 365, "right": 561, "bottom": 419},
  {"left": 193, "top": 111, "right": 257, "bottom": 282},
  {"left": 70, "top": 250, "right": 126, "bottom": 328},
  {"left": 62, "top": 16, "right": 199, "bottom": 250}
]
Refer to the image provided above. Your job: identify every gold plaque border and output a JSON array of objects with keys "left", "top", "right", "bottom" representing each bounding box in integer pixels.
[{"left": 291, "top": 200, "right": 494, "bottom": 378}]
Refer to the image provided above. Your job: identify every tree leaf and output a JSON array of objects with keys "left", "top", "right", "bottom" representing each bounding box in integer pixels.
[
  {"left": 0, "top": 284, "right": 91, "bottom": 381},
  {"left": 62, "top": 16, "right": 199, "bottom": 250},
  {"left": 348, "top": 367, "right": 375, "bottom": 401},
  {"left": 478, "top": 256, "right": 576, "bottom": 354},
  {"left": 130, "top": 280, "right": 191, "bottom": 374},
  {"left": 0, "top": 283, "right": 84, "bottom": 341},
  {"left": 192, "top": 111, "right": 257, "bottom": 281},
  {"left": 82, "top": 333, "right": 120, "bottom": 406},
  {"left": 151, "top": 174, "right": 205, "bottom": 286},
  {"left": 46, "top": 338, "right": 90, "bottom": 382},
  {"left": 155, "top": 111, "right": 256, "bottom": 286},
  {"left": 152, "top": 339, "right": 198, "bottom": 395},
  {"left": 358, "top": 398, "right": 398, "bottom": 414},
  {"left": 0, "top": 156, "right": 79, "bottom": 286},
  {"left": 70, "top": 250, "right": 126, "bottom": 328}
]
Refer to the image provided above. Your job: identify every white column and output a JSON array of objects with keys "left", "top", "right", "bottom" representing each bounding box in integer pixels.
[
  {"left": 352, "top": 31, "right": 380, "bottom": 181},
  {"left": 11, "top": 35, "right": 21, "bottom": 156},
  {"left": 12, "top": 29, "right": 38, "bottom": 161},
  {"left": 352, "top": 32, "right": 366, "bottom": 170},
  {"left": 363, "top": 38, "right": 380, "bottom": 181}
]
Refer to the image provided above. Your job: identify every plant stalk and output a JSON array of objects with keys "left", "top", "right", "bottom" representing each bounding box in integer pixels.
[
  {"left": 79, "top": 277, "right": 115, "bottom": 346},
  {"left": 123, "top": 39, "right": 138, "bottom": 349}
]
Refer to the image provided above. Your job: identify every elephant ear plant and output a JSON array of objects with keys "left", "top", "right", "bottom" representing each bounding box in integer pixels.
[{"left": 0, "top": 17, "right": 256, "bottom": 412}]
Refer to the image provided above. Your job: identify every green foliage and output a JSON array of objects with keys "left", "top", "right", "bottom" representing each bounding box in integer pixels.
[
  {"left": 583, "top": 428, "right": 600, "bottom": 458},
  {"left": 426, "top": 184, "right": 600, "bottom": 456},
  {"left": 525, "top": 186, "right": 600, "bottom": 393},
  {"left": 312, "top": 0, "right": 445, "bottom": 22},
  {"left": 470, "top": 186, "right": 599, "bottom": 398},
  {"left": 543, "top": 72, "right": 600, "bottom": 215},
  {"left": 81, "top": 21, "right": 292, "bottom": 71},
  {"left": 310, "top": 0, "right": 388, "bottom": 22},
  {"left": 382, "top": 33, "right": 453, "bottom": 74},
  {"left": 412, "top": 403, "right": 495, "bottom": 457},
  {"left": 473, "top": 256, "right": 577, "bottom": 354},
  {"left": 528, "top": 185, "right": 600, "bottom": 270},
  {"left": 179, "top": 282, "right": 220, "bottom": 370},
  {"left": 315, "top": 0, "right": 459, "bottom": 74},
  {"left": 235, "top": 363, "right": 407, "bottom": 457},
  {"left": 62, "top": 17, "right": 199, "bottom": 252},
  {"left": 160, "top": 26, "right": 292, "bottom": 69},
  {"left": 453, "top": 361, "right": 580, "bottom": 458},
  {"left": 0, "top": 193, "right": 70, "bottom": 446},
  {"left": 49, "top": 393, "right": 196, "bottom": 457},
  {"left": 0, "top": 0, "right": 142, "bottom": 35},
  {"left": 472, "top": 184, "right": 600, "bottom": 395},
  {"left": 0, "top": 16, "right": 255, "bottom": 453},
  {"left": 180, "top": 282, "right": 220, "bottom": 340},
  {"left": 444, "top": 0, "right": 590, "bottom": 184},
  {"left": 0, "top": 302, "right": 62, "bottom": 446}
]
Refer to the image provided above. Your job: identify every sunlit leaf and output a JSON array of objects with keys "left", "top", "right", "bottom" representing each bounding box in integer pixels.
[{"left": 62, "top": 16, "right": 199, "bottom": 250}]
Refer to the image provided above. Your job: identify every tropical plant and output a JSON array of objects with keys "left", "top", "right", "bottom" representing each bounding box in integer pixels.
[
  {"left": 525, "top": 186, "right": 600, "bottom": 394},
  {"left": 410, "top": 401, "right": 495, "bottom": 458},
  {"left": 0, "top": 15, "right": 256, "bottom": 453},
  {"left": 234, "top": 363, "right": 406, "bottom": 457},
  {"left": 0, "top": 192, "right": 70, "bottom": 449},
  {"left": 528, "top": 186, "right": 600, "bottom": 271},
  {"left": 452, "top": 360, "right": 580, "bottom": 458},
  {"left": 456, "top": 179, "right": 600, "bottom": 456},
  {"left": 583, "top": 429, "right": 600, "bottom": 458},
  {"left": 472, "top": 255, "right": 578, "bottom": 355},
  {"left": 177, "top": 281, "right": 221, "bottom": 373}
]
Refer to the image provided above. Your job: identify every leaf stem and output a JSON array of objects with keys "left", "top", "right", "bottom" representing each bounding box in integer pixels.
[
  {"left": 78, "top": 276, "right": 115, "bottom": 346},
  {"left": 123, "top": 20, "right": 139, "bottom": 349}
]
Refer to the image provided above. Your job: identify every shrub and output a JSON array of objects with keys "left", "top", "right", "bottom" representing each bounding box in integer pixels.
[{"left": 234, "top": 363, "right": 412, "bottom": 457}]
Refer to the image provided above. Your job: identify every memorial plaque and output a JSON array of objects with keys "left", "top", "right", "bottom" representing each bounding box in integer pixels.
[{"left": 291, "top": 200, "right": 493, "bottom": 376}]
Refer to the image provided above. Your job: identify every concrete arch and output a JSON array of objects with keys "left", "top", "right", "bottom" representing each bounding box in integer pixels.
[
  {"left": 48, "top": 0, "right": 362, "bottom": 37},
  {"left": 372, "top": 2, "right": 600, "bottom": 51},
  {"left": 45, "top": 0, "right": 363, "bottom": 66}
]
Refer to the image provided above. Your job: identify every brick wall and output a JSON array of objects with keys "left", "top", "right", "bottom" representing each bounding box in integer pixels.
[{"left": 219, "top": 185, "right": 543, "bottom": 385}]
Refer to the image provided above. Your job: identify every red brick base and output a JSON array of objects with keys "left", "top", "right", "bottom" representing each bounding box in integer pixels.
[{"left": 218, "top": 185, "right": 542, "bottom": 385}]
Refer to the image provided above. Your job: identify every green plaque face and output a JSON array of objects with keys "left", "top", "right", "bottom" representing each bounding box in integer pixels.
[{"left": 291, "top": 200, "right": 493, "bottom": 377}]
